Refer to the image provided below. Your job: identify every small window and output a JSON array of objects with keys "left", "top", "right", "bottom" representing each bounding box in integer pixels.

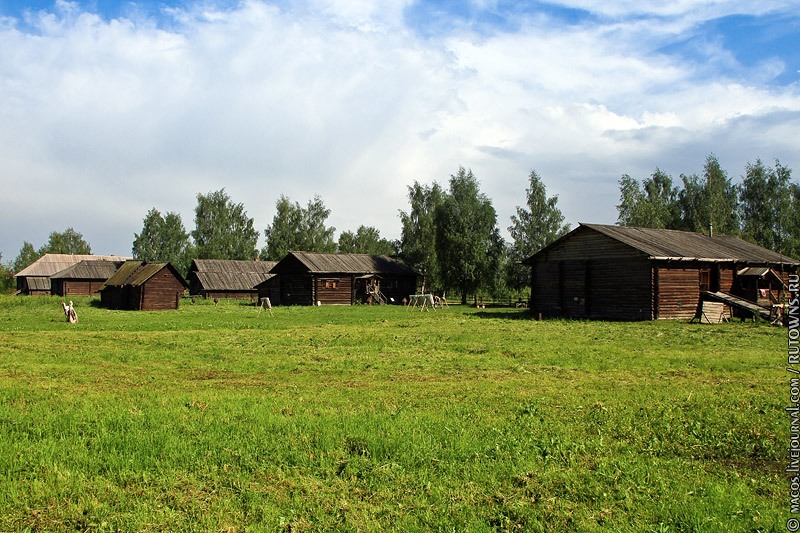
[
  {"left": 323, "top": 279, "right": 338, "bottom": 289},
  {"left": 699, "top": 270, "right": 710, "bottom": 292}
]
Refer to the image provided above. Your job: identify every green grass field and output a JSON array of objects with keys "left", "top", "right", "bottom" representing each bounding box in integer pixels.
[{"left": 0, "top": 295, "right": 789, "bottom": 531}]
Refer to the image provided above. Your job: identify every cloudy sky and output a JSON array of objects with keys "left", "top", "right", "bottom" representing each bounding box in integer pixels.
[{"left": 1, "top": 0, "right": 799, "bottom": 261}]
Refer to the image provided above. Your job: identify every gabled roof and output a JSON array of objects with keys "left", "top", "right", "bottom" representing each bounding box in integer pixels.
[
  {"left": 193, "top": 271, "right": 274, "bottom": 291},
  {"left": 526, "top": 223, "right": 800, "bottom": 265},
  {"left": 101, "top": 260, "right": 188, "bottom": 289},
  {"left": 271, "top": 251, "right": 418, "bottom": 276},
  {"left": 190, "top": 259, "right": 276, "bottom": 275},
  {"left": 50, "top": 260, "right": 125, "bottom": 280},
  {"left": 188, "top": 259, "right": 276, "bottom": 291},
  {"left": 14, "top": 254, "right": 131, "bottom": 278}
]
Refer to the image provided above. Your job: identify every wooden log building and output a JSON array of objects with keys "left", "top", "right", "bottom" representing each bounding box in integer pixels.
[
  {"left": 524, "top": 223, "right": 799, "bottom": 321},
  {"left": 264, "top": 251, "right": 418, "bottom": 306},
  {"left": 50, "top": 259, "right": 125, "bottom": 296},
  {"left": 100, "top": 260, "right": 188, "bottom": 311},
  {"left": 187, "top": 259, "right": 276, "bottom": 300},
  {"left": 14, "top": 254, "right": 130, "bottom": 295}
]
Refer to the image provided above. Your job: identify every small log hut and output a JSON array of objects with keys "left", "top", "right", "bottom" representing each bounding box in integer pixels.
[
  {"left": 100, "top": 260, "right": 188, "bottom": 311},
  {"left": 524, "top": 223, "right": 799, "bottom": 321},
  {"left": 187, "top": 259, "right": 276, "bottom": 300},
  {"left": 264, "top": 252, "right": 418, "bottom": 306}
]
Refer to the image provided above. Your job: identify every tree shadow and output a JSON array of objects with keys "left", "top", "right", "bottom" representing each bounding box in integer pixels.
[{"left": 473, "top": 309, "right": 533, "bottom": 320}]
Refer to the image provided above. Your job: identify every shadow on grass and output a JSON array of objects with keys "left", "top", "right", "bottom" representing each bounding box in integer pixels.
[{"left": 473, "top": 309, "right": 534, "bottom": 321}]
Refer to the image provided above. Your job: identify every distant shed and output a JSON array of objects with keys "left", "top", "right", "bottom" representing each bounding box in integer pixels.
[
  {"left": 14, "top": 254, "right": 131, "bottom": 295},
  {"left": 524, "top": 223, "right": 799, "bottom": 321},
  {"left": 187, "top": 259, "right": 276, "bottom": 300},
  {"left": 266, "top": 252, "right": 418, "bottom": 306},
  {"left": 100, "top": 261, "right": 188, "bottom": 310},
  {"left": 50, "top": 260, "right": 125, "bottom": 296}
]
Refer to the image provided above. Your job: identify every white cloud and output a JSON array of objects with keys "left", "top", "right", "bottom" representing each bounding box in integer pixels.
[{"left": 0, "top": 0, "right": 799, "bottom": 261}]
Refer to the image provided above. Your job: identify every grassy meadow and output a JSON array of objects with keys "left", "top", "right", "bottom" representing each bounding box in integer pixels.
[{"left": 0, "top": 295, "right": 789, "bottom": 531}]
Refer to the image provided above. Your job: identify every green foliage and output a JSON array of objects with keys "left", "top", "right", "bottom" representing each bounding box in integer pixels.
[
  {"left": 508, "top": 170, "right": 570, "bottom": 291},
  {"left": 192, "top": 189, "right": 258, "bottom": 260},
  {"left": 739, "top": 159, "right": 793, "bottom": 254},
  {"left": 41, "top": 227, "right": 92, "bottom": 255},
  {"left": 678, "top": 155, "right": 739, "bottom": 235},
  {"left": 262, "top": 195, "right": 336, "bottom": 260},
  {"left": 337, "top": 225, "right": 396, "bottom": 255},
  {"left": 399, "top": 181, "right": 444, "bottom": 291},
  {"left": 617, "top": 169, "right": 680, "bottom": 229},
  {"left": 0, "top": 296, "right": 787, "bottom": 531},
  {"left": 132, "top": 208, "right": 194, "bottom": 275},
  {"left": 435, "top": 167, "right": 500, "bottom": 304},
  {"left": 12, "top": 241, "right": 40, "bottom": 272},
  {"left": 0, "top": 254, "right": 13, "bottom": 293}
]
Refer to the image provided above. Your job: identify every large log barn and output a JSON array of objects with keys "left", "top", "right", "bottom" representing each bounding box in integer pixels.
[
  {"left": 266, "top": 252, "right": 418, "bottom": 306},
  {"left": 100, "top": 260, "right": 188, "bottom": 311},
  {"left": 524, "top": 223, "right": 799, "bottom": 321}
]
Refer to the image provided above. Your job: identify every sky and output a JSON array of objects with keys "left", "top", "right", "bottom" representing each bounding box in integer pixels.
[{"left": 1, "top": 0, "right": 800, "bottom": 261}]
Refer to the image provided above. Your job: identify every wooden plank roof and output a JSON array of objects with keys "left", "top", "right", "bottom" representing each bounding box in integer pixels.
[
  {"left": 527, "top": 223, "right": 799, "bottom": 265},
  {"left": 14, "top": 254, "right": 131, "bottom": 277},
  {"left": 193, "top": 271, "right": 274, "bottom": 291},
  {"left": 50, "top": 260, "right": 125, "bottom": 280},
  {"left": 272, "top": 252, "right": 417, "bottom": 275},
  {"left": 189, "top": 259, "right": 277, "bottom": 291},
  {"left": 101, "top": 260, "right": 188, "bottom": 289},
  {"left": 190, "top": 259, "right": 276, "bottom": 274}
]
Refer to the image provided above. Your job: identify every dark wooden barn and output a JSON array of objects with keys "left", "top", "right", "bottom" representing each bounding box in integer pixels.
[
  {"left": 50, "top": 260, "right": 125, "bottom": 296},
  {"left": 265, "top": 252, "right": 418, "bottom": 306},
  {"left": 100, "top": 260, "right": 188, "bottom": 311},
  {"left": 187, "top": 259, "right": 276, "bottom": 300},
  {"left": 524, "top": 223, "right": 799, "bottom": 321},
  {"left": 14, "top": 254, "right": 130, "bottom": 295}
]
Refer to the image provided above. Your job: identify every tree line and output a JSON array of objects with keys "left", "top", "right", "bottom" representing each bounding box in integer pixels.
[
  {"left": 617, "top": 154, "right": 800, "bottom": 258},
  {"left": 2, "top": 154, "right": 798, "bottom": 299}
]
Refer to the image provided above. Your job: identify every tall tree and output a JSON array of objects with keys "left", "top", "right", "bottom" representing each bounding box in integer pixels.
[
  {"left": 398, "top": 181, "right": 444, "bottom": 291},
  {"left": 0, "top": 253, "right": 13, "bottom": 293},
  {"left": 678, "top": 155, "right": 738, "bottom": 235},
  {"left": 132, "top": 208, "right": 193, "bottom": 274},
  {"left": 617, "top": 169, "right": 679, "bottom": 228},
  {"left": 508, "top": 170, "right": 570, "bottom": 291},
  {"left": 192, "top": 189, "right": 258, "bottom": 260},
  {"left": 41, "top": 227, "right": 91, "bottom": 255},
  {"left": 262, "top": 195, "right": 336, "bottom": 260},
  {"left": 302, "top": 196, "right": 337, "bottom": 254},
  {"left": 786, "top": 182, "right": 800, "bottom": 260},
  {"left": 338, "top": 226, "right": 396, "bottom": 255},
  {"left": 739, "top": 159, "right": 792, "bottom": 253},
  {"left": 434, "top": 167, "right": 499, "bottom": 304},
  {"left": 13, "top": 241, "right": 41, "bottom": 272}
]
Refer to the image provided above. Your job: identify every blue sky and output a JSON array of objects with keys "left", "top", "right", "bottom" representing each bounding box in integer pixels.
[{"left": 1, "top": 0, "right": 799, "bottom": 261}]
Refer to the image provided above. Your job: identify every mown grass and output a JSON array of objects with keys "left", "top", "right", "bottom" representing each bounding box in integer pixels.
[{"left": 0, "top": 295, "right": 789, "bottom": 531}]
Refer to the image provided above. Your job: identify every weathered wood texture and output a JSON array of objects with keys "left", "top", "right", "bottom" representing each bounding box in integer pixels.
[
  {"left": 526, "top": 224, "right": 799, "bottom": 321},
  {"left": 270, "top": 252, "right": 419, "bottom": 306},
  {"left": 100, "top": 261, "right": 187, "bottom": 311}
]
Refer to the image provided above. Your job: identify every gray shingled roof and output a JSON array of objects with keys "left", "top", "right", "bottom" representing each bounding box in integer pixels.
[
  {"left": 583, "top": 224, "right": 799, "bottom": 264},
  {"left": 189, "top": 259, "right": 277, "bottom": 291},
  {"left": 101, "top": 260, "right": 188, "bottom": 289},
  {"left": 14, "top": 254, "right": 131, "bottom": 277},
  {"left": 50, "top": 260, "right": 124, "bottom": 280},
  {"left": 191, "top": 259, "right": 276, "bottom": 274},
  {"left": 273, "top": 252, "right": 417, "bottom": 275},
  {"left": 528, "top": 223, "right": 799, "bottom": 265}
]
